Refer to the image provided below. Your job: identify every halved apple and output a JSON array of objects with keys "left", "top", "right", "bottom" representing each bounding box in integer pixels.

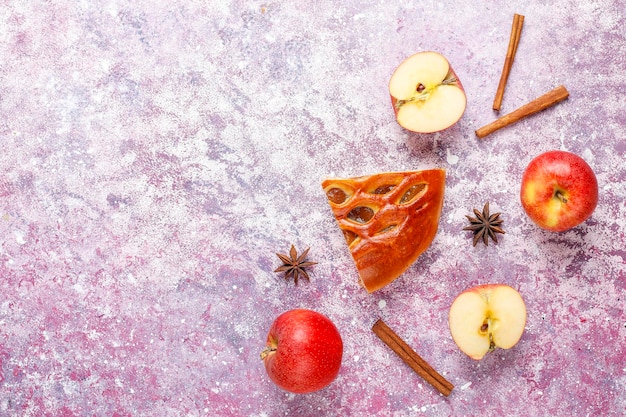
[
  {"left": 389, "top": 51, "right": 466, "bottom": 133},
  {"left": 448, "top": 284, "right": 527, "bottom": 360}
]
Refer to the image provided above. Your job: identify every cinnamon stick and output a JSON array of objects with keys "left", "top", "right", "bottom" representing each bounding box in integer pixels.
[
  {"left": 493, "top": 14, "right": 525, "bottom": 111},
  {"left": 476, "top": 85, "right": 569, "bottom": 139},
  {"left": 372, "top": 319, "right": 454, "bottom": 396}
]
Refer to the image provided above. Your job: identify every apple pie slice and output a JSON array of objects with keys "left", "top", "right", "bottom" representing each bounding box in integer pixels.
[{"left": 322, "top": 169, "right": 445, "bottom": 293}]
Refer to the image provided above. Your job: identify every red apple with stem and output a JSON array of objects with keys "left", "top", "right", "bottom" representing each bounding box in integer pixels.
[
  {"left": 261, "top": 309, "right": 343, "bottom": 394},
  {"left": 520, "top": 150, "right": 598, "bottom": 232}
]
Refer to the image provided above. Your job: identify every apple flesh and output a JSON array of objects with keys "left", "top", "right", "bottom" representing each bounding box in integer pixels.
[
  {"left": 389, "top": 51, "right": 466, "bottom": 133},
  {"left": 448, "top": 284, "right": 527, "bottom": 360},
  {"left": 521, "top": 150, "right": 598, "bottom": 232},
  {"left": 261, "top": 309, "right": 343, "bottom": 394}
]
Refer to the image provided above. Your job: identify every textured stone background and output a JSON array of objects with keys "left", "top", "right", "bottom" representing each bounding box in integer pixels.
[{"left": 0, "top": 1, "right": 624, "bottom": 416}]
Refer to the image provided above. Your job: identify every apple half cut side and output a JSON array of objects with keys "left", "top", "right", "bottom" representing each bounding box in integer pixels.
[
  {"left": 448, "top": 284, "right": 527, "bottom": 360},
  {"left": 389, "top": 51, "right": 467, "bottom": 133}
]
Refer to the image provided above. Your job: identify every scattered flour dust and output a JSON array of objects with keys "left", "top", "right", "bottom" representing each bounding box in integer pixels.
[
  {"left": 234, "top": 322, "right": 255, "bottom": 339},
  {"left": 446, "top": 148, "right": 459, "bottom": 165},
  {"left": 14, "top": 230, "right": 26, "bottom": 244}
]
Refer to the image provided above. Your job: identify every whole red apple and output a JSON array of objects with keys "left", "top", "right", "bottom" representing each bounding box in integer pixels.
[
  {"left": 261, "top": 309, "right": 343, "bottom": 394},
  {"left": 520, "top": 150, "right": 598, "bottom": 232}
]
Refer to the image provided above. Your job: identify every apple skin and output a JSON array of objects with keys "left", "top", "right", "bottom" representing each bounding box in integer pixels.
[
  {"left": 261, "top": 309, "right": 343, "bottom": 394},
  {"left": 520, "top": 150, "right": 598, "bottom": 232}
]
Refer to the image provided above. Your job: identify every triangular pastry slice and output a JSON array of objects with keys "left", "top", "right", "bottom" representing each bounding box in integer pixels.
[{"left": 322, "top": 169, "right": 445, "bottom": 293}]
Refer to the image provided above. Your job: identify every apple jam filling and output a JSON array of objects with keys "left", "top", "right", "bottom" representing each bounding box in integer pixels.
[
  {"left": 399, "top": 183, "right": 426, "bottom": 204},
  {"left": 372, "top": 184, "right": 397, "bottom": 194},
  {"left": 326, "top": 187, "right": 349, "bottom": 205},
  {"left": 347, "top": 206, "right": 376, "bottom": 224}
]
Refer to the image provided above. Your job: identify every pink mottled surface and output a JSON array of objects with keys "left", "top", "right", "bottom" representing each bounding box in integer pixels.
[{"left": 1, "top": 1, "right": 624, "bottom": 416}]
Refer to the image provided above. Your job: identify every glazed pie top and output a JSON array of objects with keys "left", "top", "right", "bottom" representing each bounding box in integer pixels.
[{"left": 322, "top": 169, "right": 445, "bottom": 293}]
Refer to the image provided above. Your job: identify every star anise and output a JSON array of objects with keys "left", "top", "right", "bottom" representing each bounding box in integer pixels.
[
  {"left": 274, "top": 245, "right": 317, "bottom": 284},
  {"left": 463, "top": 202, "right": 505, "bottom": 246}
]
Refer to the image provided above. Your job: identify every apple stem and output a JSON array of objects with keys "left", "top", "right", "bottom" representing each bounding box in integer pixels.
[
  {"left": 260, "top": 346, "right": 276, "bottom": 360},
  {"left": 554, "top": 190, "right": 568, "bottom": 204}
]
